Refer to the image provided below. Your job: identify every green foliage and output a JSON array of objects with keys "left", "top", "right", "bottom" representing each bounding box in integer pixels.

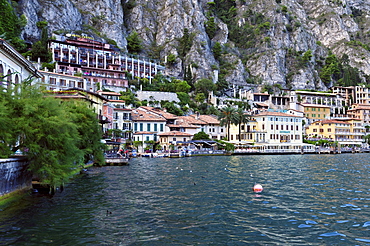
[
  {"left": 195, "top": 93, "right": 206, "bottom": 104},
  {"left": 127, "top": 31, "right": 143, "bottom": 54},
  {"left": 319, "top": 52, "right": 341, "bottom": 86},
  {"left": 194, "top": 78, "right": 216, "bottom": 98},
  {"left": 192, "top": 131, "right": 210, "bottom": 140},
  {"left": 36, "top": 21, "right": 48, "bottom": 29},
  {"left": 233, "top": 108, "right": 250, "bottom": 141},
  {"left": 66, "top": 102, "right": 105, "bottom": 165},
  {"left": 177, "top": 92, "right": 190, "bottom": 106},
  {"left": 31, "top": 24, "right": 52, "bottom": 62},
  {"left": 167, "top": 54, "right": 177, "bottom": 65},
  {"left": 160, "top": 100, "right": 184, "bottom": 116},
  {"left": 0, "top": 0, "right": 26, "bottom": 52},
  {"left": 216, "top": 139, "right": 235, "bottom": 152},
  {"left": 218, "top": 106, "right": 237, "bottom": 141},
  {"left": 0, "top": 80, "right": 103, "bottom": 186},
  {"left": 212, "top": 42, "right": 222, "bottom": 60},
  {"left": 205, "top": 16, "right": 218, "bottom": 39},
  {"left": 177, "top": 28, "right": 194, "bottom": 60}
]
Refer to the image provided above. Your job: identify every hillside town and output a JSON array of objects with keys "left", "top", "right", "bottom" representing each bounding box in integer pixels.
[{"left": 1, "top": 35, "right": 370, "bottom": 155}]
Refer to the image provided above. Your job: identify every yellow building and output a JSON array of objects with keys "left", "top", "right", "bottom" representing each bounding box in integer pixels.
[
  {"left": 300, "top": 103, "right": 331, "bottom": 125},
  {"left": 347, "top": 104, "right": 370, "bottom": 125},
  {"left": 306, "top": 119, "right": 363, "bottom": 146},
  {"left": 229, "top": 118, "right": 259, "bottom": 145}
]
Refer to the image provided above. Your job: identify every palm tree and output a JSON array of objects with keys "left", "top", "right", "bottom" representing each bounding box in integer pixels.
[
  {"left": 218, "top": 106, "right": 237, "bottom": 141},
  {"left": 234, "top": 108, "right": 250, "bottom": 142}
]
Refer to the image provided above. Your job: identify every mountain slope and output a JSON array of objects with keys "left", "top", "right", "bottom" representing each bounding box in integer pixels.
[{"left": 18, "top": 0, "right": 370, "bottom": 91}]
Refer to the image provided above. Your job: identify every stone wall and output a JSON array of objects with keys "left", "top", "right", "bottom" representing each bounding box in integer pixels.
[{"left": 0, "top": 158, "right": 32, "bottom": 197}]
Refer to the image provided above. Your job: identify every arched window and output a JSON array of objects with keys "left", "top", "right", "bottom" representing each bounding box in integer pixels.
[
  {"left": 7, "top": 69, "right": 12, "bottom": 88},
  {"left": 0, "top": 64, "right": 3, "bottom": 86},
  {"left": 14, "top": 74, "right": 19, "bottom": 84}
]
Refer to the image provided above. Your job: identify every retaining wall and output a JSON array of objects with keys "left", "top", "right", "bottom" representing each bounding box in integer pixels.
[{"left": 0, "top": 158, "right": 32, "bottom": 197}]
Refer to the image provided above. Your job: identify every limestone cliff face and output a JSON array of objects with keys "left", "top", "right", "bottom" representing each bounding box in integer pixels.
[{"left": 18, "top": 0, "right": 370, "bottom": 91}]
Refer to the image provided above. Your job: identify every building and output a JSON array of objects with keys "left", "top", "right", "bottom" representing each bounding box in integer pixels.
[
  {"left": 254, "top": 111, "right": 304, "bottom": 144},
  {"left": 131, "top": 107, "right": 167, "bottom": 152},
  {"left": 158, "top": 131, "right": 193, "bottom": 151},
  {"left": 299, "top": 103, "right": 331, "bottom": 125},
  {"left": 49, "top": 89, "right": 110, "bottom": 132},
  {"left": 229, "top": 117, "right": 260, "bottom": 145},
  {"left": 332, "top": 85, "right": 370, "bottom": 105},
  {"left": 0, "top": 38, "right": 42, "bottom": 86},
  {"left": 39, "top": 70, "right": 84, "bottom": 91},
  {"left": 48, "top": 34, "right": 164, "bottom": 92},
  {"left": 347, "top": 104, "right": 370, "bottom": 126},
  {"left": 189, "top": 114, "right": 225, "bottom": 140},
  {"left": 305, "top": 119, "right": 363, "bottom": 146}
]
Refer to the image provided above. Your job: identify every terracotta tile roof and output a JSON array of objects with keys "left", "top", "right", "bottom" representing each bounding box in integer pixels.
[
  {"left": 176, "top": 116, "right": 207, "bottom": 125},
  {"left": 131, "top": 109, "right": 166, "bottom": 122},
  {"left": 158, "top": 131, "right": 192, "bottom": 136},
  {"left": 167, "top": 122, "right": 199, "bottom": 128},
  {"left": 256, "top": 111, "right": 302, "bottom": 117},
  {"left": 139, "top": 106, "right": 178, "bottom": 119},
  {"left": 190, "top": 114, "right": 220, "bottom": 124}
]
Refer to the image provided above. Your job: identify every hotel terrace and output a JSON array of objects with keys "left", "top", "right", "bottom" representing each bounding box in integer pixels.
[{"left": 48, "top": 34, "right": 165, "bottom": 92}]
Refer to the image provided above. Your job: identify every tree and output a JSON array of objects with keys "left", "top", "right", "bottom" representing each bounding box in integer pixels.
[
  {"left": 66, "top": 101, "right": 105, "bottom": 165},
  {"left": 177, "top": 92, "right": 190, "bottom": 106},
  {"left": 212, "top": 42, "right": 222, "bottom": 60},
  {"left": 127, "top": 31, "right": 143, "bottom": 54},
  {"left": 194, "top": 78, "right": 216, "bottom": 98},
  {"left": 0, "top": 0, "right": 27, "bottom": 52},
  {"left": 218, "top": 106, "right": 237, "bottom": 141},
  {"left": 0, "top": 79, "right": 104, "bottom": 186},
  {"left": 193, "top": 131, "right": 210, "bottom": 140},
  {"left": 233, "top": 108, "right": 250, "bottom": 142},
  {"left": 6, "top": 81, "right": 82, "bottom": 187},
  {"left": 31, "top": 22, "right": 52, "bottom": 62}
]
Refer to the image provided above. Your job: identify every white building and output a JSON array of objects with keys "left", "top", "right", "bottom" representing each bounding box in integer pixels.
[
  {"left": 0, "top": 39, "right": 42, "bottom": 86},
  {"left": 254, "top": 111, "right": 304, "bottom": 145}
]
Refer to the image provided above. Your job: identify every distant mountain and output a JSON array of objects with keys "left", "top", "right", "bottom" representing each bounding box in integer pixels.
[{"left": 18, "top": 0, "right": 370, "bottom": 91}]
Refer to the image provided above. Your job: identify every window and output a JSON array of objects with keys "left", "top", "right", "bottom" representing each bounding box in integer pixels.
[
  {"left": 271, "top": 125, "right": 274, "bottom": 130},
  {"left": 286, "top": 125, "right": 289, "bottom": 130},
  {"left": 296, "top": 125, "right": 298, "bottom": 131},
  {"left": 328, "top": 128, "right": 331, "bottom": 132},
  {"left": 50, "top": 78, "right": 56, "bottom": 84},
  {"left": 312, "top": 114, "right": 316, "bottom": 117},
  {"left": 160, "top": 124, "right": 164, "bottom": 132},
  {"left": 146, "top": 136, "right": 149, "bottom": 141},
  {"left": 134, "top": 123, "right": 138, "bottom": 131},
  {"left": 154, "top": 123, "right": 158, "bottom": 131},
  {"left": 147, "top": 123, "right": 151, "bottom": 131},
  {"left": 140, "top": 123, "right": 143, "bottom": 131},
  {"left": 291, "top": 125, "right": 293, "bottom": 130},
  {"left": 173, "top": 138, "right": 176, "bottom": 141},
  {"left": 313, "top": 129, "right": 317, "bottom": 132}
]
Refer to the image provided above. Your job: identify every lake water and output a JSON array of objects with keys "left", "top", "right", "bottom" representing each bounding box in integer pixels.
[{"left": 1, "top": 154, "right": 370, "bottom": 245}]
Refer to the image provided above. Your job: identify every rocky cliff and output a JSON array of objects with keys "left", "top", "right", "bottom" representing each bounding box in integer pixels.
[{"left": 17, "top": 0, "right": 370, "bottom": 91}]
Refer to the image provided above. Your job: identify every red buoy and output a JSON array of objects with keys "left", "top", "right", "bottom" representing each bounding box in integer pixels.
[{"left": 253, "top": 184, "right": 263, "bottom": 193}]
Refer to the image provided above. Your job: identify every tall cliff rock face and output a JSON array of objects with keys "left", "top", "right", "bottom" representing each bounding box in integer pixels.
[{"left": 18, "top": 0, "right": 370, "bottom": 91}]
